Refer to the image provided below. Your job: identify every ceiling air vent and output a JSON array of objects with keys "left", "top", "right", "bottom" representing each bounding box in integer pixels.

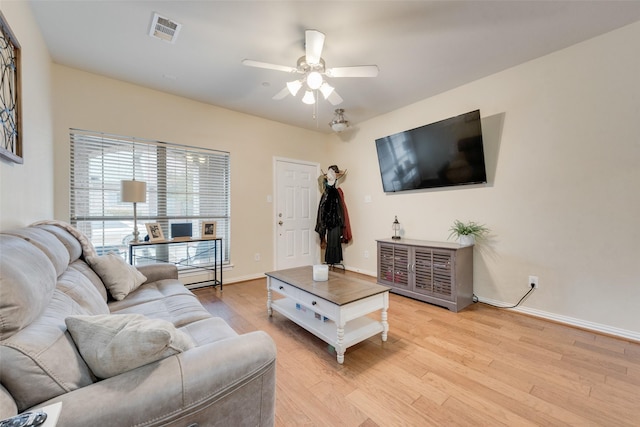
[{"left": 149, "top": 13, "right": 182, "bottom": 44}]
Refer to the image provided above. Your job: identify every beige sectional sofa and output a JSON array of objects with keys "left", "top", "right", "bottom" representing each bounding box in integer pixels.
[{"left": 0, "top": 222, "right": 276, "bottom": 426}]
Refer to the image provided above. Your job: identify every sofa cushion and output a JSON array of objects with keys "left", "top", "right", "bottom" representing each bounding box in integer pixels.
[
  {"left": 109, "top": 281, "right": 212, "bottom": 329},
  {"left": 0, "top": 289, "right": 99, "bottom": 412},
  {"left": 34, "top": 224, "right": 84, "bottom": 264},
  {"left": 68, "top": 259, "right": 109, "bottom": 303},
  {"left": 31, "top": 220, "right": 97, "bottom": 259},
  {"left": 0, "top": 235, "right": 57, "bottom": 340},
  {"left": 51, "top": 262, "right": 109, "bottom": 317},
  {"left": 178, "top": 317, "right": 238, "bottom": 346},
  {"left": 0, "top": 384, "right": 17, "bottom": 420},
  {"left": 86, "top": 253, "right": 146, "bottom": 301},
  {"left": 2, "top": 228, "right": 70, "bottom": 278},
  {"left": 65, "top": 314, "right": 195, "bottom": 379}
]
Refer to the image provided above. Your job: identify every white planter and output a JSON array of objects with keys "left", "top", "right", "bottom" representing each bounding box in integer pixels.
[{"left": 458, "top": 235, "right": 475, "bottom": 246}]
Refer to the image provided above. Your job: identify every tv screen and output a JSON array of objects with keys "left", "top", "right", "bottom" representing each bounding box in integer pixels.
[{"left": 375, "top": 110, "right": 487, "bottom": 192}]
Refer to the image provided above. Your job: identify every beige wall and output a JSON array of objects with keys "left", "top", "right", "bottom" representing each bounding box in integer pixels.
[
  {"left": 51, "top": 65, "right": 329, "bottom": 282},
  {"left": 329, "top": 21, "right": 640, "bottom": 338},
  {"left": 0, "top": 1, "right": 53, "bottom": 228}
]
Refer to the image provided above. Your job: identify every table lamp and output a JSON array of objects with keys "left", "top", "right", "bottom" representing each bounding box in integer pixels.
[{"left": 121, "top": 180, "right": 147, "bottom": 242}]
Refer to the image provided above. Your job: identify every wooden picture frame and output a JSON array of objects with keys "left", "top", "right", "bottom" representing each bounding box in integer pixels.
[
  {"left": 201, "top": 221, "right": 217, "bottom": 239},
  {"left": 0, "top": 12, "right": 23, "bottom": 164},
  {"left": 145, "top": 223, "right": 165, "bottom": 242}
]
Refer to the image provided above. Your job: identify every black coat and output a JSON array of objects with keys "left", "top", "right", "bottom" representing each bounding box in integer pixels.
[{"left": 316, "top": 184, "right": 345, "bottom": 264}]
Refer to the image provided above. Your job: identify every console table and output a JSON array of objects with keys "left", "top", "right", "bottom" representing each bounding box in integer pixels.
[
  {"left": 129, "top": 238, "right": 223, "bottom": 290},
  {"left": 377, "top": 238, "right": 473, "bottom": 312}
]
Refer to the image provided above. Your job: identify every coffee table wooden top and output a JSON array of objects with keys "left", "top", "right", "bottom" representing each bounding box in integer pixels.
[{"left": 265, "top": 266, "right": 390, "bottom": 306}]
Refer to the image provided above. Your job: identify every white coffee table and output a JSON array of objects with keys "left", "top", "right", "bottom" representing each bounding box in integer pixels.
[{"left": 265, "top": 266, "right": 390, "bottom": 364}]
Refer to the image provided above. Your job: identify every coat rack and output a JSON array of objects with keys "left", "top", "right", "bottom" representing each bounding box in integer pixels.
[{"left": 315, "top": 165, "right": 351, "bottom": 270}]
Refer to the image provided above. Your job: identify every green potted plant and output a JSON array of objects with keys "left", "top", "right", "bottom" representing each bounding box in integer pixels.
[{"left": 448, "top": 220, "right": 490, "bottom": 246}]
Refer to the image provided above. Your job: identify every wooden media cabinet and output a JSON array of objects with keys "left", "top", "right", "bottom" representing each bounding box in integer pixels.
[{"left": 377, "top": 238, "right": 473, "bottom": 312}]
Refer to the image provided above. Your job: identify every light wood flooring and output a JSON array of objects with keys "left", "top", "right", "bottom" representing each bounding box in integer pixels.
[{"left": 193, "top": 273, "right": 640, "bottom": 426}]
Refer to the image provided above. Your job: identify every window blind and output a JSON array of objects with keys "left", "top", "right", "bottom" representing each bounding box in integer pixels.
[{"left": 70, "top": 129, "right": 230, "bottom": 265}]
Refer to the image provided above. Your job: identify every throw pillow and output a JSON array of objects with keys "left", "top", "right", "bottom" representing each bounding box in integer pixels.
[
  {"left": 86, "top": 253, "right": 146, "bottom": 300},
  {"left": 65, "top": 314, "right": 195, "bottom": 379}
]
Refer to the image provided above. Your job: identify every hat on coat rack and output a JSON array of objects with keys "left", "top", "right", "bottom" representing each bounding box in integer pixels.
[{"left": 323, "top": 165, "right": 347, "bottom": 180}]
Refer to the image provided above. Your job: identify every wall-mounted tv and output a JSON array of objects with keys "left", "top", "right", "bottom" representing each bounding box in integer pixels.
[{"left": 375, "top": 109, "right": 487, "bottom": 192}]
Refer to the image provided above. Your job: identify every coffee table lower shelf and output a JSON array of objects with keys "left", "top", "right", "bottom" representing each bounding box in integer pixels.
[{"left": 271, "top": 298, "right": 385, "bottom": 355}]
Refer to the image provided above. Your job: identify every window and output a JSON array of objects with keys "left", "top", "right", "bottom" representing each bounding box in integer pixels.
[{"left": 69, "top": 129, "right": 230, "bottom": 265}]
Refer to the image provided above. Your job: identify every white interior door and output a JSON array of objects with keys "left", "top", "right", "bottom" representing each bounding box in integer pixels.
[{"left": 274, "top": 159, "right": 319, "bottom": 269}]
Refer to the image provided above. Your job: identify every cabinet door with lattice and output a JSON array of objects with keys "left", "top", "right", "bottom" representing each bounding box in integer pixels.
[
  {"left": 413, "top": 248, "right": 455, "bottom": 301},
  {"left": 377, "top": 243, "right": 410, "bottom": 290}
]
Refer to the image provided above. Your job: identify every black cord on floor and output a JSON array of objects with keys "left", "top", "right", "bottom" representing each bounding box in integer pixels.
[{"left": 473, "top": 286, "right": 535, "bottom": 309}]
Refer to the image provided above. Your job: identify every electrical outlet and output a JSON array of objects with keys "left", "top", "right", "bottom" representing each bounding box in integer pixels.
[
  {"left": 364, "top": 250, "right": 369, "bottom": 259},
  {"left": 254, "top": 253, "right": 261, "bottom": 262},
  {"left": 529, "top": 275, "right": 539, "bottom": 289}
]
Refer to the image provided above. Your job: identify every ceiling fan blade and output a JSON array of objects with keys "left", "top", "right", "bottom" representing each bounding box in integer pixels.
[
  {"left": 327, "top": 90, "right": 343, "bottom": 106},
  {"left": 326, "top": 65, "right": 379, "bottom": 78},
  {"left": 272, "top": 87, "right": 290, "bottom": 100},
  {"left": 242, "top": 59, "right": 298, "bottom": 73},
  {"left": 305, "top": 30, "right": 325, "bottom": 65}
]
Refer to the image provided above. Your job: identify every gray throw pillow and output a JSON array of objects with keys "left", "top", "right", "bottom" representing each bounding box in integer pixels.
[
  {"left": 86, "top": 253, "right": 146, "bottom": 300},
  {"left": 65, "top": 314, "right": 195, "bottom": 379}
]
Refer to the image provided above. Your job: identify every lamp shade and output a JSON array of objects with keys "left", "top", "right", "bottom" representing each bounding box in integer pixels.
[
  {"left": 319, "top": 82, "right": 334, "bottom": 99},
  {"left": 329, "top": 108, "right": 349, "bottom": 132},
  {"left": 121, "top": 180, "right": 147, "bottom": 203},
  {"left": 331, "top": 121, "right": 348, "bottom": 133},
  {"left": 302, "top": 90, "right": 315, "bottom": 105},
  {"left": 286, "top": 80, "right": 302, "bottom": 96}
]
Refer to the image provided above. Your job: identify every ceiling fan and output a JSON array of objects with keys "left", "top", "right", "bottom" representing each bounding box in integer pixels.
[{"left": 242, "top": 30, "right": 379, "bottom": 106}]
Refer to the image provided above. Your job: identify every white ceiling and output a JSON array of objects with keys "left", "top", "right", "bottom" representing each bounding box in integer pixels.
[{"left": 29, "top": 1, "right": 640, "bottom": 133}]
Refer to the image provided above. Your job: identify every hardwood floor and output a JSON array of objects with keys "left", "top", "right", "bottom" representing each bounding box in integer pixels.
[{"left": 193, "top": 274, "right": 640, "bottom": 426}]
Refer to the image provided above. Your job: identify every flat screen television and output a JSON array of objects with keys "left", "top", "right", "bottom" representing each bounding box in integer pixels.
[{"left": 375, "top": 110, "right": 487, "bottom": 192}]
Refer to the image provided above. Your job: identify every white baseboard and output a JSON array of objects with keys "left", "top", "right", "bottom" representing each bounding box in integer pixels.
[
  {"left": 344, "top": 265, "right": 377, "bottom": 277},
  {"left": 180, "top": 268, "right": 265, "bottom": 287},
  {"left": 223, "top": 273, "right": 266, "bottom": 284},
  {"left": 478, "top": 296, "right": 640, "bottom": 342}
]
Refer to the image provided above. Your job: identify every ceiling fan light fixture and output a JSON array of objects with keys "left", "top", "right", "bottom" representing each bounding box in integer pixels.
[
  {"left": 306, "top": 71, "right": 323, "bottom": 90},
  {"left": 319, "top": 82, "right": 334, "bottom": 99},
  {"left": 302, "top": 90, "right": 316, "bottom": 105},
  {"left": 242, "top": 30, "right": 378, "bottom": 115},
  {"left": 330, "top": 108, "right": 349, "bottom": 132},
  {"left": 286, "top": 80, "right": 302, "bottom": 96}
]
